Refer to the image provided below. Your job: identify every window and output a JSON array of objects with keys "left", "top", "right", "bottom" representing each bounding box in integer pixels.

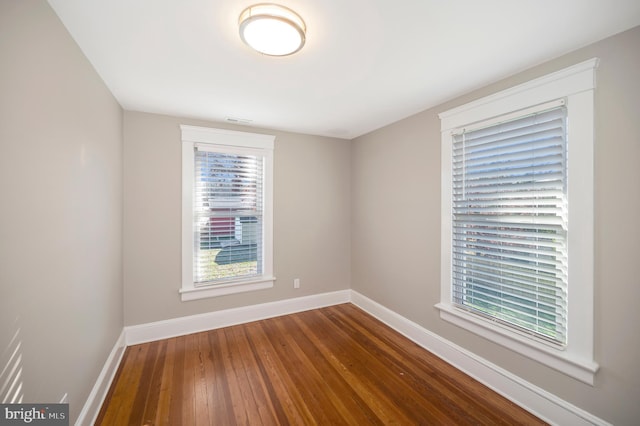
[
  {"left": 181, "top": 125, "right": 275, "bottom": 301},
  {"left": 452, "top": 103, "right": 568, "bottom": 345},
  {"left": 437, "top": 59, "right": 599, "bottom": 384}
]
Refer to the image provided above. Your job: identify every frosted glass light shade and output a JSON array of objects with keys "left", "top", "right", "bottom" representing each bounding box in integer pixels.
[{"left": 239, "top": 4, "right": 306, "bottom": 56}]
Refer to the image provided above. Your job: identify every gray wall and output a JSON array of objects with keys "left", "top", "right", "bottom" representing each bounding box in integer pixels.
[
  {"left": 0, "top": 1, "right": 123, "bottom": 423},
  {"left": 351, "top": 26, "right": 640, "bottom": 425},
  {"left": 123, "top": 111, "right": 351, "bottom": 325}
]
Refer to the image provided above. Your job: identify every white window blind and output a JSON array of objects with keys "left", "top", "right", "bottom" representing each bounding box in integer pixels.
[
  {"left": 451, "top": 106, "right": 568, "bottom": 345},
  {"left": 193, "top": 145, "right": 264, "bottom": 284}
]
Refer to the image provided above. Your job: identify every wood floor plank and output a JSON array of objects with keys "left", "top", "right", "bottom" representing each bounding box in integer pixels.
[
  {"left": 285, "top": 312, "right": 397, "bottom": 425},
  {"left": 193, "top": 332, "right": 212, "bottom": 426},
  {"left": 140, "top": 340, "right": 166, "bottom": 425},
  {"left": 321, "top": 305, "right": 494, "bottom": 424},
  {"left": 221, "top": 325, "right": 261, "bottom": 424},
  {"left": 243, "top": 321, "right": 304, "bottom": 425},
  {"left": 264, "top": 315, "right": 357, "bottom": 425},
  {"left": 97, "top": 303, "right": 547, "bottom": 426},
  {"left": 153, "top": 337, "right": 175, "bottom": 426},
  {"left": 227, "top": 325, "right": 278, "bottom": 424},
  {"left": 167, "top": 336, "right": 185, "bottom": 425},
  {"left": 328, "top": 304, "right": 528, "bottom": 425},
  {"left": 204, "top": 328, "right": 235, "bottom": 425},
  {"left": 331, "top": 305, "right": 505, "bottom": 424},
  {"left": 297, "top": 308, "right": 451, "bottom": 424},
  {"left": 181, "top": 333, "right": 197, "bottom": 426},
  {"left": 127, "top": 340, "right": 157, "bottom": 425},
  {"left": 99, "top": 343, "right": 150, "bottom": 425},
  {"left": 246, "top": 320, "right": 317, "bottom": 425}
]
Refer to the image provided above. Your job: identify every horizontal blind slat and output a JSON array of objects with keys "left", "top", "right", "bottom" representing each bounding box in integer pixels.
[
  {"left": 450, "top": 280, "right": 566, "bottom": 314},
  {"left": 451, "top": 105, "right": 568, "bottom": 344},
  {"left": 451, "top": 288, "right": 565, "bottom": 327},
  {"left": 452, "top": 252, "right": 567, "bottom": 279},
  {"left": 452, "top": 262, "right": 565, "bottom": 290}
]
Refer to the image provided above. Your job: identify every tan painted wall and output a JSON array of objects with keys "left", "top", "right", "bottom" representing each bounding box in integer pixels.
[
  {"left": 123, "top": 111, "right": 351, "bottom": 325},
  {"left": 0, "top": 1, "right": 123, "bottom": 422},
  {"left": 351, "top": 26, "right": 640, "bottom": 425}
]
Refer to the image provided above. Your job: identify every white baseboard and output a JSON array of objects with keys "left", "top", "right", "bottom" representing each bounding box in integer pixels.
[
  {"left": 75, "top": 330, "right": 126, "bottom": 426},
  {"left": 350, "top": 290, "right": 609, "bottom": 426},
  {"left": 82, "top": 289, "right": 608, "bottom": 426},
  {"left": 124, "top": 290, "right": 351, "bottom": 345}
]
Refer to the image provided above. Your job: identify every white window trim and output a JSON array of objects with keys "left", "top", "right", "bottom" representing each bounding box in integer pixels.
[
  {"left": 180, "top": 125, "right": 275, "bottom": 301},
  {"left": 437, "top": 58, "right": 599, "bottom": 385}
]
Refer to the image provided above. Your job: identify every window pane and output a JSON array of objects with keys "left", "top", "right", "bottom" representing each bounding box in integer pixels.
[
  {"left": 451, "top": 106, "right": 568, "bottom": 344},
  {"left": 193, "top": 150, "right": 263, "bottom": 284}
]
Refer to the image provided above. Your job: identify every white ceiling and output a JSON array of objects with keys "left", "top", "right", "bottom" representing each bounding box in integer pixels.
[{"left": 48, "top": 0, "right": 640, "bottom": 139}]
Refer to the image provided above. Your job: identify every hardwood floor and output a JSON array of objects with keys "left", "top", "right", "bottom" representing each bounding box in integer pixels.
[{"left": 96, "top": 304, "right": 546, "bottom": 425}]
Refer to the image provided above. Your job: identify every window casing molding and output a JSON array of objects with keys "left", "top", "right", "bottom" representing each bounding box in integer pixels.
[
  {"left": 181, "top": 125, "right": 275, "bottom": 301},
  {"left": 437, "top": 58, "right": 599, "bottom": 384}
]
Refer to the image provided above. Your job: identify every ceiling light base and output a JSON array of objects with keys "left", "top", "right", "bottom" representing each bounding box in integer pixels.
[{"left": 239, "top": 4, "right": 306, "bottom": 56}]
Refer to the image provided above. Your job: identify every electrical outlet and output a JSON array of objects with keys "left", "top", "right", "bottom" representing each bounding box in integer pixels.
[{"left": 294, "top": 278, "right": 300, "bottom": 289}]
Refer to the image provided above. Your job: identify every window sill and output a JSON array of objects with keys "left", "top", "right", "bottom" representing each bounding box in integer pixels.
[
  {"left": 435, "top": 302, "right": 598, "bottom": 385},
  {"left": 180, "top": 276, "right": 275, "bottom": 301}
]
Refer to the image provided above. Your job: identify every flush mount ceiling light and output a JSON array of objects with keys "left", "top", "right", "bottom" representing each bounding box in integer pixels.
[{"left": 239, "top": 4, "right": 306, "bottom": 56}]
